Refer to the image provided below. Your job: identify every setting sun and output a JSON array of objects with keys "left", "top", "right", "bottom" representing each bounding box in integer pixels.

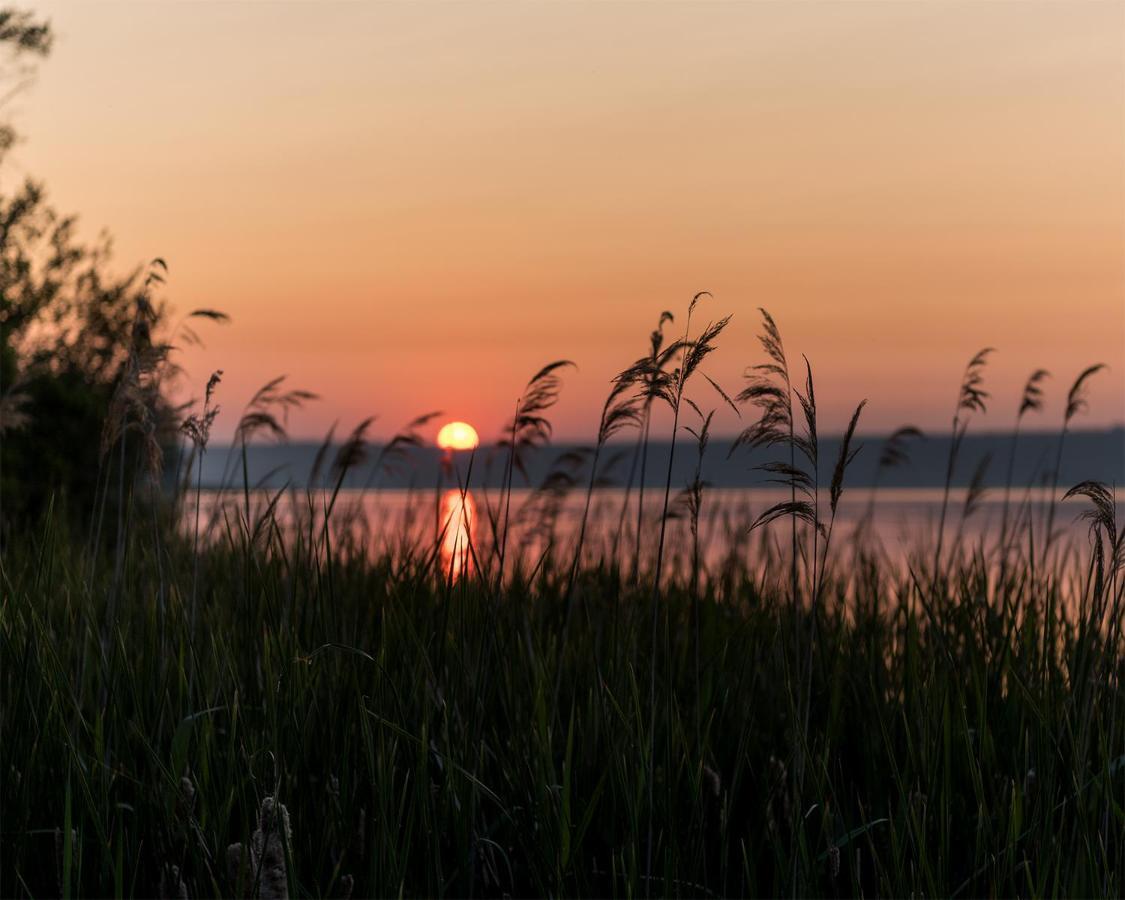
[{"left": 436, "top": 421, "right": 480, "bottom": 452}]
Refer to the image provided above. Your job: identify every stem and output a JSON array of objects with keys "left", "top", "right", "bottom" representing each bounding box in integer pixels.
[
  {"left": 612, "top": 413, "right": 646, "bottom": 570},
  {"left": 998, "top": 417, "right": 1022, "bottom": 592},
  {"left": 555, "top": 442, "right": 602, "bottom": 708},
  {"left": 644, "top": 396, "right": 680, "bottom": 892},
  {"left": 1044, "top": 423, "right": 1069, "bottom": 561},
  {"left": 496, "top": 400, "right": 520, "bottom": 589},
  {"left": 633, "top": 406, "right": 653, "bottom": 583},
  {"left": 190, "top": 445, "right": 203, "bottom": 634},
  {"left": 934, "top": 416, "right": 962, "bottom": 589}
]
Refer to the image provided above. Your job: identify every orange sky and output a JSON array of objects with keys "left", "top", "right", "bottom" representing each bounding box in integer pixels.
[{"left": 11, "top": 1, "right": 1124, "bottom": 442}]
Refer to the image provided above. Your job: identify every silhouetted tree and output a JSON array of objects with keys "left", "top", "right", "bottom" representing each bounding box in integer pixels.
[{"left": 0, "top": 7, "right": 177, "bottom": 528}]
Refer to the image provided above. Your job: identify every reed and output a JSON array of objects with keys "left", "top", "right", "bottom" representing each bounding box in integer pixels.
[
  {"left": 998, "top": 369, "right": 1048, "bottom": 586},
  {"left": 933, "top": 347, "right": 993, "bottom": 587}
]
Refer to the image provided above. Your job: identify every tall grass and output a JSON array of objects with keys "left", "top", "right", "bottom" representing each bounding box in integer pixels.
[{"left": 2, "top": 297, "right": 1122, "bottom": 899}]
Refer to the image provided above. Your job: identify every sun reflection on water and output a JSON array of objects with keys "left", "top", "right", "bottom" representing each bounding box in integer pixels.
[{"left": 439, "top": 488, "right": 476, "bottom": 580}]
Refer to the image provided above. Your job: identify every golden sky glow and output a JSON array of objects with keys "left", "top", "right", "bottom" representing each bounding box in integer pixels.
[{"left": 12, "top": 1, "right": 1124, "bottom": 439}]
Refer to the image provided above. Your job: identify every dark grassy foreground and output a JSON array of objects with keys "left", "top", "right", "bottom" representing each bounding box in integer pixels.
[
  {"left": 2, "top": 303, "right": 1122, "bottom": 898},
  {"left": 2, "top": 495, "right": 1123, "bottom": 899}
]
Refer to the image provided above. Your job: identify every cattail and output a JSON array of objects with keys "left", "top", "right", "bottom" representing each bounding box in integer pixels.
[
  {"left": 827, "top": 844, "right": 840, "bottom": 880},
  {"left": 227, "top": 796, "right": 292, "bottom": 899},
  {"left": 227, "top": 842, "right": 250, "bottom": 896},
  {"left": 158, "top": 864, "right": 188, "bottom": 900},
  {"left": 253, "top": 797, "right": 291, "bottom": 900},
  {"left": 176, "top": 774, "right": 197, "bottom": 820}
]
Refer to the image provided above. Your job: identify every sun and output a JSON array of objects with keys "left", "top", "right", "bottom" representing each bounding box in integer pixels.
[{"left": 436, "top": 420, "right": 480, "bottom": 451}]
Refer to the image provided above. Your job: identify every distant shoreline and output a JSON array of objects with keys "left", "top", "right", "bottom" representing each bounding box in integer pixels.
[{"left": 186, "top": 427, "right": 1124, "bottom": 491}]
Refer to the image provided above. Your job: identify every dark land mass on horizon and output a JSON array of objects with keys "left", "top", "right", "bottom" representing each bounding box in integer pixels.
[{"left": 191, "top": 427, "right": 1124, "bottom": 491}]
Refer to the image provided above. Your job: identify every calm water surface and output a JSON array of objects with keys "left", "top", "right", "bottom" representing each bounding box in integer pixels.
[{"left": 191, "top": 486, "right": 1118, "bottom": 583}]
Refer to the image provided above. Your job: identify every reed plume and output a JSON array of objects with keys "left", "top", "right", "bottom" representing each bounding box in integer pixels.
[
  {"left": 326, "top": 416, "right": 376, "bottom": 526},
  {"left": 213, "top": 375, "right": 317, "bottom": 551},
  {"left": 633, "top": 291, "right": 729, "bottom": 890},
  {"left": 934, "top": 347, "right": 994, "bottom": 582},
  {"left": 950, "top": 451, "right": 992, "bottom": 565},
  {"left": 1044, "top": 364, "right": 1106, "bottom": 552},
  {"left": 999, "top": 369, "right": 1049, "bottom": 576},
  {"left": 496, "top": 360, "right": 574, "bottom": 585},
  {"left": 859, "top": 425, "right": 923, "bottom": 540},
  {"left": 615, "top": 311, "right": 679, "bottom": 579},
  {"left": 363, "top": 411, "right": 443, "bottom": 491},
  {"left": 733, "top": 308, "right": 800, "bottom": 603}
]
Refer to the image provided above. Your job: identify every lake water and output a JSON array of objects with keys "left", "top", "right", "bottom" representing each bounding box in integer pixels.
[{"left": 190, "top": 485, "right": 1118, "bottom": 583}]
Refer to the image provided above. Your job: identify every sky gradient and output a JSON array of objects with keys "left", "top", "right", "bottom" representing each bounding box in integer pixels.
[{"left": 11, "top": 1, "right": 1125, "bottom": 441}]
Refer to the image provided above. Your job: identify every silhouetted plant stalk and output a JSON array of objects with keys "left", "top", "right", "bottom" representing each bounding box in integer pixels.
[
  {"left": 998, "top": 369, "right": 1048, "bottom": 586},
  {"left": 514, "top": 449, "right": 585, "bottom": 585},
  {"left": 859, "top": 425, "right": 923, "bottom": 545},
  {"left": 679, "top": 399, "right": 725, "bottom": 743},
  {"left": 734, "top": 308, "right": 810, "bottom": 776},
  {"left": 326, "top": 418, "right": 375, "bottom": 527},
  {"left": 99, "top": 262, "right": 168, "bottom": 615},
  {"left": 949, "top": 451, "right": 992, "bottom": 574},
  {"left": 680, "top": 401, "right": 715, "bottom": 599},
  {"left": 357, "top": 411, "right": 441, "bottom": 491},
  {"left": 734, "top": 308, "right": 800, "bottom": 605},
  {"left": 222, "top": 375, "right": 317, "bottom": 540},
  {"left": 796, "top": 359, "right": 821, "bottom": 598},
  {"left": 933, "top": 348, "right": 993, "bottom": 587},
  {"left": 733, "top": 311, "right": 868, "bottom": 885},
  {"left": 817, "top": 400, "right": 867, "bottom": 604},
  {"left": 1064, "top": 481, "right": 1122, "bottom": 622},
  {"left": 303, "top": 421, "right": 337, "bottom": 549},
  {"left": 796, "top": 397, "right": 865, "bottom": 813},
  {"left": 624, "top": 311, "right": 674, "bottom": 581},
  {"left": 624, "top": 291, "right": 729, "bottom": 890},
  {"left": 1044, "top": 364, "right": 1105, "bottom": 559},
  {"left": 1061, "top": 478, "right": 1123, "bottom": 846},
  {"left": 557, "top": 379, "right": 641, "bottom": 678},
  {"left": 342, "top": 411, "right": 441, "bottom": 548},
  {"left": 1037, "top": 364, "right": 1105, "bottom": 684},
  {"left": 180, "top": 369, "right": 222, "bottom": 634},
  {"left": 496, "top": 361, "right": 573, "bottom": 588}
]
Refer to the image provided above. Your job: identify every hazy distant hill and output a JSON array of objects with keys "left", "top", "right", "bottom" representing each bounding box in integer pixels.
[{"left": 188, "top": 428, "right": 1123, "bottom": 492}]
